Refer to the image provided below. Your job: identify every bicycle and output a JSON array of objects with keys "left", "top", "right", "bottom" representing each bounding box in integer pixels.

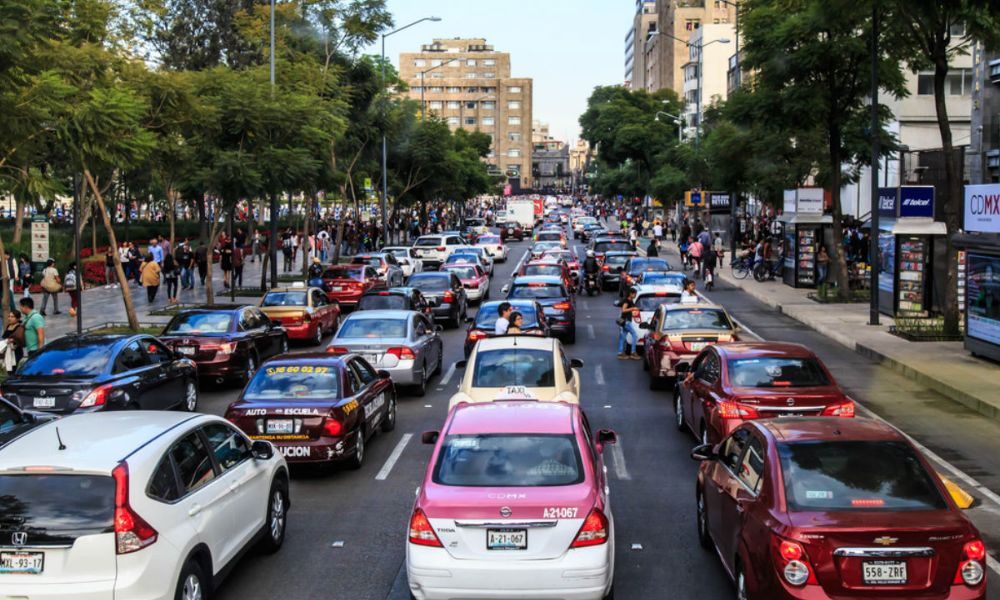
[
  {"left": 731, "top": 255, "right": 753, "bottom": 279},
  {"left": 753, "top": 259, "right": 783, "bottom": 282}
]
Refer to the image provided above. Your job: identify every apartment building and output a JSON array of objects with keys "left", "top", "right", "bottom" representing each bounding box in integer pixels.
[
  {"left": 654, "top": 0, "right": 736, "bottom": 97},
  {"left": 625, "top": 1, "right": 658, "bottom": 90},
  {"left": 399, "top": 38, "right": 533, "bottom": 190},
  {"left": 971, "top": 43, "right": 1000, "bottom": 184},
  {"left": 680, "top": 24, "right": 735, "bottom": 134}
]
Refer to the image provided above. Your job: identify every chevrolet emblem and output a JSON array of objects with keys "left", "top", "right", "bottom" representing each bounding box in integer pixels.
[{"left": 874, "top": 536, "right": 898, "bottom": 546}]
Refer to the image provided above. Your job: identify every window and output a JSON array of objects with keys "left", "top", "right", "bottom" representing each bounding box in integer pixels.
[
  {"left": 507, "top": 148, "right": 521, "bottom": 157},
  {"left": 411, "top": 86, "right": 422, "bottom": 93},
  {"left": 414, "top": 59, "right": 426, "bottom": 67},
  {"left": 447, "top": 86, "right": 461, "bottom": 93},
  {"left": 719, "top": 429, "right": 750, "bottom": 472},
  {"left": 431, "top": 59, "right": 442, "bottom": 67},
  {"left": 917, "top": 72, "right": 934, "bottom": 95},
  {"left": 508, "top": 101, "right": 521, "bottom": 110},
  {"left": 465, "top": 72, "right": 478, "bottom": 79},
  {"left": 170, "top": 433, "right": 216, "bottom": 494},
  {"left": 686, "top": 19, "right": 700, "bottom": 30},
  {"left": 0, "top": 402, "right": 19, "bottom": 434},
  {"left": 947, "top": 68, "right": 973, "bottom": 95},
  {"left": 465, "top": 117, "right": 477, "bottom": 125},
  {"left": 472, "top": 349, "right": 555, "bottom": 387},
  {"left": 433, "top": 434, "right": 583, "bottom": 487},
  {"left": 430, "top": 72, "right": 444, "bottom": 79},
  {"left": 507, "top": 164, "right": 521, "bottom": 174},
  {"left": 509, "top": 132, "right": 522, "bottom": 141},
  {"left": 148, "top": 457, "right": 180, "bottom": 502},
  {"left": 202, "top": 423, "right": 252, "bottom": 471},
  {"left": 482, "top": 117, "right": 495, "bottom": 126},
  {"left": 728, "top": 357, "right": 830, "bottom": 388},
  {"left": 482, "top": 101, "right": 495, "bottom": 110},
  {"left": 466, "top": 101, "right": 477, "bottom": 109},
  {"left": 429, "top": 86, "right": 443, "bottom": 93},
  {"left": 447, "top": 100, "right": 461, "bottom": 109},
  {"left": 483, "top": 72, "right": 496, "bottom": 78},
  {"left": 483, "top": 59, "right": 496, "bottom": 66},
  {"left": 116, "top": 340, "right": 149, "bottom": 372},
  {"left": 339, "top": 318, "right": 407, "bottom": 339},
  {"left": 429, "top": 101, "right": 443, "bottom": 109},
  {"left": 950, "top": 22, "right": 966, "bottom": 37},
  {"left": 448, "top": 116, "right": 460, "bottom": 125},
  {"left": 0, "top": 475, "right": 115, "bottom": 538},
  {"left": 311, "top": 290, "right": 326, "bottom": 306},
  {"left": 414, "top": 317, "right": 428, "bottom": 337},
  {"left": 144, "top": 339, "right": 173, "bottom": 364},
  {"left": 350, "top": 358, "right": 377, "bottom": 385},
  {"left": 508, "top": 116, "right": 522, "bottom": 125},
  {"left": 738, "top": 437, "right": 765, "bottom": 494},
  {"left": 239, "top": 309, "right": 259, "bottom": 330},
  {"left": 466, "top": 58, "right": 477, "bottom": 66},
  {"left": 508, "top": 86, "right": 522, "bottom": 93}
]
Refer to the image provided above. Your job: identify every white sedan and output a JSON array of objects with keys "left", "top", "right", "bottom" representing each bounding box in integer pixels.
[
  {"left": 382, "top": 246, "right": 424, "bottom": 278},
  {"left": 475, "top": 233, "right": 509, "bottom": 263}
]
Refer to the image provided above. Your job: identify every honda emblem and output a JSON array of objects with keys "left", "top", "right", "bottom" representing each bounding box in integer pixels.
[{"left": 11, "top": 531, "right": 27, "bottom": 546}]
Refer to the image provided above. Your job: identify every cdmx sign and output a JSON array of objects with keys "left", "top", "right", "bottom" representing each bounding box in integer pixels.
[{"left": 964, "top": 184, "right": 1000, "bottom": 233}]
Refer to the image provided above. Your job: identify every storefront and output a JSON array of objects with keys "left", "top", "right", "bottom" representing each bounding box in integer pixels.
[
  {"left": 876, "top": 186, "right": 946, "bottom": 317},
  {"left": 779, "top": 188, "right": 833, "bottom": 289},
  {"left": 954, "top": 183, "right": 1000, "bottom": 361}
]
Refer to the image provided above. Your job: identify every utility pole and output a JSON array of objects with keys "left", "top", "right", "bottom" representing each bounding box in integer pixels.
[{"left": 72, "top": 173, "right": 82, "bottom": 334}]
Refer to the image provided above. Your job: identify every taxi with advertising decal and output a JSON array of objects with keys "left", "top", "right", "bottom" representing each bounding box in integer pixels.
[
  {"left": 640, "top": 303, "right": 738, "bottom": 389},
  {"left": 676, "top": 342, "right": 855, "bottom": 446},
  {"left": 258, "top": 285, "right": 341, "bottom": 345},
  {"left": 224, "top": 354, "right": 396, "bottom": 468},
  {"left": 407, "top": 401, "right": 617, "bottom": 600},
  {"left": 690, "top": 418, "right": 987, "bottom": 600},
  {"left": 441, "top": 263, "right": 491, "bottom": 303}
]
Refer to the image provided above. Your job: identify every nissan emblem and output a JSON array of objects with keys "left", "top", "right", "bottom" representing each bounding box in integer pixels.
[{"left": 499, "top": 506, "right": 512, "bottom": 518}]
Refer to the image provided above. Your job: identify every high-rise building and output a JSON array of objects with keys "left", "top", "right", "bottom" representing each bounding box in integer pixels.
[
  {"left": 399, "top": 38, "right": 534, "bottom": 191},
  {"left": 970, "top": 43, "right": 1000, "bottom": 184},
  {"left": 681, "top": 24, "right": 735, "bottom": 134},
  {"left": 654, "top": 0, "right": 735, "bottom": 97},
  {"left": 625, "top": 1, "right": 658, "bottom": 90}
]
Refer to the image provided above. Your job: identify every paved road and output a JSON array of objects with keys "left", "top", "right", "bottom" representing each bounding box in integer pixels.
[{"left": 187, "top": 232, "right": 1000, "bottom": 600}]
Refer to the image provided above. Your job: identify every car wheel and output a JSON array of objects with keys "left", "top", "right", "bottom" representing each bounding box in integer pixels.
[
  {"left": 314, "top": 323, "right": 324, "bottom": 345},
  {"left": 347, "top": 427, "right": 365, "bottom": 470},
  {"left": 258, "top": 479, "right": 288, "bottom": 554},
  {"left": 183, "top": 380, "right": 198, "bottom": 412},
  {"left": 412, "top": 365, "right": 427, "bottom": 397},
  {"left": 175, "top": 558, "right": 209, "bottom": 600},
  {"left": 381, "top": 393, "right": 397, "bottom": 432},
  {"left": 449, "top": 310, "right": 461, "bottom": 330},
  {"left": 735, "top": 561, "right": 749, "bottom": 600},
  {"left": 696, "top": 489, "right": 712, "bottom": 550},
  {"left": 674, "top": 390, "right": 685, "bottom": 431}
]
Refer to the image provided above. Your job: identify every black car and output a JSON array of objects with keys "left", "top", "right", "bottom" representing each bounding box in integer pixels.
[
  {"left": 0, "top": 396, "right": 55, "bottom": 447},
  {"left": 599, "top": 250, "right": 639, "bottom": 291},
  {"left": 462, "top": 299, "right": 551, "bottom": 357},
  {"left": 590, "top": 237, "right": 634, "bottom": 264},
  {"left": 357, "top": 287, "right": 434, "bottom": 315},
  {"left": 501, "top": 221, "right": 525, "bottom": 241},
  {"left": 617, "top": 256, "right": 673, "bottom": 298},
  {"left": 504, "top": 276, "right": 576, "bottom": 344},
  {"left": 407, "top": 272, "right": 468, "bottom": 329},
  {"left": 2, "top": 334, "right": 200, "bottom": 414}
]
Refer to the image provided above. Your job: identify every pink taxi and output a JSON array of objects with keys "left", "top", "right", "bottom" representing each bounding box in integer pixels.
[{"left": 406, "top": 401, "right": 617, "bottom": 600}]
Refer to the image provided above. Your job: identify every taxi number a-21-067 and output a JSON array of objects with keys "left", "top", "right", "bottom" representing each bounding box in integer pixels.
[
  {"left": 487, "top": 528, "right": 527, "bottom": 551},
  {"left": 542, "top": 507, "right": 578, "bottom": 519}
]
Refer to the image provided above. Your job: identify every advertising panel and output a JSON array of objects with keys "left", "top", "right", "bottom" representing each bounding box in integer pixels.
[
  {"left": 964, "top": 184, "right": 1000, "bottom": 233},
  {"left": 967, "top": 253, "right": 1000, "bottom": 346}
]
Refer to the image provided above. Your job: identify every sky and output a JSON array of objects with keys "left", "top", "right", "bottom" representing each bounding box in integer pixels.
[{"left": 364, "top": 0, "right": 635, "bottom": 143}]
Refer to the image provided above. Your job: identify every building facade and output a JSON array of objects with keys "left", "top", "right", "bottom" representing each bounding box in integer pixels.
[
  {"left": 625, "top": 1, "right": 658, "bottom": 90},
  {"left": 680, "top": 24, "right": 735, "bottom": 135},
  {"left": 399, "top": 38, "right": 534, "bottom": 190},
  {"left": 531, "top": 121, "right": 570, "bottom": 192},
  {"left": 971, "top": 43, "right": 1000, "bottom": 184},
  {"left": 654, "top": 0, "right": 736, "bottom": 97}
]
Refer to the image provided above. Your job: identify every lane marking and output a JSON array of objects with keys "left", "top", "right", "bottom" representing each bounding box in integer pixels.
[
  {"left": 587, "top": 324, "right": 596, "bottom": 340},
  {"left": 375, "top": 433, "right": 413, "bottom": 481},
  {"left": 440, "top": 363, "right": 457, "bottom": 385},
  {"left": 608, "top": 438, "right": 631, "bottom": 480},
  {"left": 595, "top": 364, "right": 605, "bottom": 385},
  {"left": 581, "top": 300, "right": 590, "bottom": 310}
]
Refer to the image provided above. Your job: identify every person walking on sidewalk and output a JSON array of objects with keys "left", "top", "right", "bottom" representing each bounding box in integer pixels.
[
  {"left": 39, "top": 259, "right": 61, "bottom": 316},
  {"left": 162, "top": 252, "right": 179, "bottom": 304},
  {"left": 2, "top": 311, "right": 24, "bottom": 374},
  {"left": 19, "top": 297, "right": 44, "bottom": 354},
  {"left": 140, "top": 254, "right": 161, "bottom": 303},
  {"left": 18, "top": 254, "right": 32, "bottom": 299},
  {"left": 219, "top": 235, "right": 233, "bottom": 289},
  {"left": 817, "top": 245, "right": 830, "bottom": 293},
  {"left": 232, "top": 243, "right": 244, "bottom": 288},
  {"left": 617, "top": 288, "right": 641, "bottom": 360},
  {"left": 688, "top": 236, "right": 704, "bottom": 278},
  {"left": 195, "top": 241, "right": 208, "bottom": 286},
  {"left": 64, "top": 262, "right": 79, "bottom": 318},
  {"left": 104, "top": 247, "right": 117, "bottom": 288},
  {"left": 703, "top": 247, "right": 718, "bottom": 291},
  {"left": 127, "top": 242, "right": 142, "bottom": 285},
  {"left": 177, "top": 241, "right": 195, "bottom": 290}
]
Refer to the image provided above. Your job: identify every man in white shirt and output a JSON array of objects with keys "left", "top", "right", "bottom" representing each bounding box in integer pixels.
[
  {"left": 653, "top": 222, "right": 663, "bottom": 241},
  {"left": 495, "top": 302, "right": 513, "bottom": 335}
]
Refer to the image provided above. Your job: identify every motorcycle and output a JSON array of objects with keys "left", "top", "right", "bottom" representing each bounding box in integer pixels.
[{"left": 583, "top": 272, "right": 600, "bottom": 296}]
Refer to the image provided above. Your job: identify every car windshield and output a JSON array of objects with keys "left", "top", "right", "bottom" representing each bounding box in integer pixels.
[
  {"left": 630, "top": 258, "right": 671, "bottom": 273},
  {"left": 509, "top": 283, "right": 565, "bottom": 300},
  {"left": 537, "top": 232, "right": 561, "bottom": 241},
  {"left": 446, "top": 266, "right": 478, "bottom": 279},
  {"left": 474, "top": 304, "right": 540, "bottom": 330},
  {"left": 433, "top": 434, "right": 583, "bottom": 487},
  {"left": 0, "top": 475, "right": 114, "bottom": 539},
  {"left": 261, "top": 291, "right": 307, "bottom": 307},
  {"left": 447, "top": 254, "right": 479, "bottom": 264},
  {"left": 18, "top": 344, "right": 113, "bottom": 376},
  {"left": 408, "top": 275, "right": 450, "bottom": 292},
  {"left": 357, "top": 294, "right": 407, "bottom": 311},
  {"left": 353, "top": 256, "right": 382, "bottom": 267},
  {"left": 414, "top": 238, "right": 443, "bottom": 247},
  {"left": 523, "top": 265, "right": 563, "bottom": 278},
  {"left": 779, "top": 441, "right": 946, "bottom": 512},
  {"left": 472, "top": 348, "right": 555, "bottom": 387},
  {"left": 595, "top": 241, "right": 631, "bottom": 253},
  {"left": 337, "top": 318, "right": 407, "bottom": 339},
  {"left": 728, "top": 357, "right": 830, "bottom": 388},
  {"left": 324, "top": 267, "right": 362, "bottom": 280},
  {"left": 636, "top": 294, "right": 681, "bottom": 311},
  {"left": 478, "top": 235, "right": 500, "bottom": 243},
  {"left": 243, "top": 365, "right": 340, "bottom": 400},
  {"left": 385, "top": 249, "right": 409, "bottom": 259},
  {"left": 639, "top": 273, "right": 685, "bottom": 286},
  {"left": 164, "top": 312, "right": 233, "bottom": 334},
  {"left": 660, "top": 309, "right": 732, "bottom": 331}
]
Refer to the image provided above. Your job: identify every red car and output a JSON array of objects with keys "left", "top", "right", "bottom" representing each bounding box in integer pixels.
[
  {"left": 259, "top": 286, "right": 341, "bottom": 345},
  {"left": 441, "top": 263, "right": 491, "bottom": 303},
  {"left": 692, "top": 418, "right": 987, "bottom": 600},
  {"left": 676, "top": 342, "right": 854, "bottom": 445},
  {"left": 501, "top": 222, "right": 524, "bottom": 241},
  {"left": 322, "top": 264, "right": 385, "bottom": 307},
  {"left": 641, "top": 303, "right": 739, "bottom": 389}
]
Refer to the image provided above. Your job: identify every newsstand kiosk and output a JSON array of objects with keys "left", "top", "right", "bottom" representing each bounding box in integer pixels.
[
  {"left": 779, "top": 188, "right": 832, "bottom": 289},
  {"left": 954, "top": 183, "right": 1000, "bottom": 361},
  {"left": 876, "top": 186, "right": 946, "bottom": 317}
]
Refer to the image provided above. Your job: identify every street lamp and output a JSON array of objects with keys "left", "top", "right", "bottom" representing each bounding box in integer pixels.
[
  {"left": 654, "top": 110, "right": 683, "bottom": 143},
  {"left": 654, "top": 31, "right": 730, "bottom": 147},
  {"left": 381, "top": 16, "right": 441, "bottom": 243},
  {"left": 419, "top": 56, "right": 460, "bottom": 123}
]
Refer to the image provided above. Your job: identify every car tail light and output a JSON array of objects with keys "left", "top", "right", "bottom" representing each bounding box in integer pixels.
[
  {"left": 327, "top": 346, "right": 349, "bottom": 354},
  {"left": 553, "top": 302, "right": 571, "bottom": 310},
  {"left": 468, "top": 330, "right": 487, "bottom": 341},
  {"left": 378, "top": 291, "right": 391, "bottom": 296},
  {"left": 570, "top": 509, "right": 609, "bottom": 548},
  {"left": 717, "top": 401, "right": 759, "bottom": 419},
  {"left": 822, "top": 401, "right": 855, "bottom": 418},
  {"left": 954, "top": 539, "right": 986, "bottom": 586},
  {"left": 322, "top": 417, "right": 343, "bottom": 437},
  {"left": 112, "top": 463, "right": 158, "bottom": 554},
  {"left": 436, "top": 246, "right": 445, "bottom": 252},
  {"left": 79, "top": 384, "right": 112, "bottom": 408},
  {"left": 466, "top": 281, "right": 479, "bottom": 289},
  {"left": 601, "top": 265, "right": 609, "bottom": 272},
  {"left": 772, "top": 536, "right": 817, "bottom": 586},
  {"left": 203, "top": 342, "right": 236, "bottom": 354},
  {"left": 408, "top": 508, "right": 443, "bottom": 547},
  {"left": 443, "top": 291, "right": 455, "bottom": 303},
  {"left": 387, "top": 347, "right": 417, "bottom": 360}
]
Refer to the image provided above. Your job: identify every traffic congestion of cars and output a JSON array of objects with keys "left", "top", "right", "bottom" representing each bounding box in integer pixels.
[{"left": 0, "top": 197, "right": 990, "bottom": 600}]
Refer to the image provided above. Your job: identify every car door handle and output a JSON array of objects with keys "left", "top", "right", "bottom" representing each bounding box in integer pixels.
[
  {"left": 188, "top": 503, "right": 203, "bottom": 517},
  {"left": 229, "top": 481, "right": 240, "bottom": 493}
]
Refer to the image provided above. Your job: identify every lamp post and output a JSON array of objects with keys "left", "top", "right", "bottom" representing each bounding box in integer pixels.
[
  {"left": 654, "top": 111, "right": 683, "bottom": 143},
  {"left": 655, "top": 31, "right": 730, "bottom": 147},
  {"left": 268, "top": 0, "right": 277, "bottom": 287},
  {"left": 381, "top": 17, "right": 441, "bottom": 244},
  {"left": 869, "top": 2, "right": 880, "bottom": 325},
  {"left": 419, "top": 56, "right": 460, "bottom": 123}
]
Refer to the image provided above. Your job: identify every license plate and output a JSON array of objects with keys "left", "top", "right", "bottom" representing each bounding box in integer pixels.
[
  {"left": 776, "top": 412, "right": 804, "bottom": 418},
  {"left": 862, "top": 560, "right": 907, "bottom": 585},
  {"left": 362, "top": 354, "right": 379, "bottom": 365},
  {"left": 487, "top": 528, "right": 527, "bottom": 551},
  {"left": 33, "top": 396, "right": 55, "bottom": 408},
  {"left": 332, "top": 286, "right": 342, "bottom": 292},
  {"left": 688, "top": 342, "right": 708, "bottom": 352},
  {"left": 177, "top": 346, "right": 196, "bottom": 356},
  {"left": 266, "top": 419, "right": 294, "bottom": 434},
  {"left": 0, "top": 551, "right": 44, "bottom": 574}
]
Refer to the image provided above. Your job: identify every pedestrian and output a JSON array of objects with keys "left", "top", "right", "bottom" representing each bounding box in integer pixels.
[
  {"left": 39, "top": 258, "right": 61, "bottom": 316},
  {"left": 1, "top": 250, "right": 17, "bottom": 313},
  {"left": 19, "top": 297, "right": 44, "bottom": 354},
  {"left": 104, "top": 247, "right": 117, "bottom": 288},
  {"left": 251, "top": 230, "right": 262, "bottom": 263},
  {"left": 127, "top": 242, "right": 142, "bottom": 284},
  {"left": 712, "top": 232, "right": 724, "bottom": 259},
  {"left": 703, "top": 247, "right": 718, "bottom": 291},
  {"left": 140, "top": 254, "right": 161, "bottom": 303},
  {"left": 159, "top": 234, "right": 171, "bottom": 258},
  {"left": 18, "top": 254, "right": 32, "bottom": 298},
  {"left": 495, "top": 302, "right": 513, "bottom": 335},
  {"left": 668, "top": 220, "right": 677, "bottom": 242},
  {"left": 64, "top": 262, "right": 80, "bottom": 317},
  {"left": 617, "top": 288, "right": 641, "bottom": 360},
  {"left": 646, "top": 238, "right": 659, "bottom": 258},
  {"left": 219, "top": 235, "right": 233, "bottom": 288},
  {"left": 307, "top": 257, "right": 324, "bottom": 287},
  {"left": 817, "top": 245, "right": 830, "bottom": 289},
  {"left": 281, "top": 228, "right": 294, "bottom": 272},
  {"left": 653, "top": 221, "right": 663, "bottom": 241},
  {"left": 681, "top": 279, "right": 699, "bottom": 303},
  {"left": 148, "top": 238, "right": 164, "bottom": 264},
  {"left": 177, "top": 241, "right": 195, "bottom": 290},
  {"left": 2, "top": 311, "right": 25, "bottom": 374},
  {"left": 688, "top": 236, "right": 704, "bottom": 278},
  {"left": 162, "top": 252, "right": 179, "bottom": 304},
  {"left": 678, "top": 237, "right": 689, "bottom": 270},
  {"left": 195, "top": 241, "right": 208, "bottom": 286},
  {"left": 232, "top": 242, "right": 244, "bottom": 287}
]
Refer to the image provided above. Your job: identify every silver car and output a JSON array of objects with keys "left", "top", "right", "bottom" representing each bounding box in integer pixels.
[{"left": 327, "top": 309, "right": 444, "bottom": 396}]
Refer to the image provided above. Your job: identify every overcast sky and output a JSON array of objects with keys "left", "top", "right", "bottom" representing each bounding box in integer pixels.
[{"left": 365, "top": 0, "right": 635, "bottom": 143}]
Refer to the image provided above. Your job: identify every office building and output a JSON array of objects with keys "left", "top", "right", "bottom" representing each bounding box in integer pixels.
[
  {"left": 971, "top": 43, "right": 1000, "bottom": 184},
  {"left": 681, "top": 24, "right": 735, "bottom": 134},
  {"left": 625, "top": 1, "right": 658, "bottom": 89},
  {"left": 654, "top": 0, "right": 736, "bottom": 96}
]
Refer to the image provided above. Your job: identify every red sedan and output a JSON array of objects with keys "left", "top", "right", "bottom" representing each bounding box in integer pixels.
[
  {"left": 322, "top": 264, "right": 385, "bottom": 307},
  {"left": 259, "top": 286, "right": 341, "bottom": 345},
  {"left": 692, "top": 418, "right": 987, "bottom": 600},
  {"left": 676, "top": 342, "right": 854, "bottom": 446}
]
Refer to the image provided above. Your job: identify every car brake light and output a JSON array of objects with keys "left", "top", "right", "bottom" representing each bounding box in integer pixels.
[
  {"left": 378, "top": 291, "right": 390, "bottom": 296},
  {"left": 822, "top": 401, "right": 855, "bottom": 418},
  {"left": 387, "top": 347, "right": 417, "bottom": 360},
  {"left": 772, "top": 536, "right": 817, "bottom": 586},
  {"left": 436, "top": 246, "right": 445, "bottom": 252},
  {"left": 112, "top": 463, "right": 158, "bottom": 554},
  {"left": 408, "top": 508, "right": 443, "bottom": 547},
  {"left": 79, "top": 383, "right": 112, "bottom": 408},
  {"left": 322, "top": 418, "right": 343, "bottom": 437},
  {"left": 327, "top": 346, "right": 349, "bottom": 354},
  {"left": 203, "top": 342, "right": 236, "bottom": 354},
  {"left": 601, "top": 265, "right": 609, "bottom": 272},
  {"left": 717, "top": 401, "right": 759, "bottom": 419},
  {"left": 570, "top": 509, "right": 609, "bottom": 548},
  {"left": 443, "top": 291, "right": 455, "bottom": 303},
  {"left": 468, "top": 330, "right": 487, "bottom": 341},
  {"left": 954, "top": 539, "right": 986, "bottom": 586},
  {"left": 553, "top": 302, "right": 571, "bottom": 310}
]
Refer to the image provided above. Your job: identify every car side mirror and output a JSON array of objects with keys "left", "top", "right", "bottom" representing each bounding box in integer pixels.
[
  {"left": 690, "top": 443, "right": 716, "bottom": 462},
  {"left": 597, "top": 429, "right": 617, "bottom": 446},
  {"left": 421, "top": 431, "right": 440, "bottom": 445},
  {"left": 377, "top": 369, "right": 392, "bottom": 380},
  {"left": 569, "top": 358, "right": 584, "bottom": 369},
  {"left": 455, "top": 360, "right": 468, "bottom": 369},
  {"left": 251, "top": 440, "right": 274, "bottom": 460}
]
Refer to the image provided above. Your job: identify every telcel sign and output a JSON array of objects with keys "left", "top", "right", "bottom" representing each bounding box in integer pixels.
[
  {"left": 965, "top": 183, "right": 1000, "bottom": 233},
  {"left": 877, "top": 186, "right": 935, "bottom": 219}
]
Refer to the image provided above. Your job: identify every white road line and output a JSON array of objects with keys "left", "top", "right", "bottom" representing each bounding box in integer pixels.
[
  {"left": 608, "top": 439, "right": 631, "bottom": 480},
  {"left": 595, "top": 364, "right": 605, "bottom": 385},
  {"left": 440, "top": 363, "right": 457, "bottom": 385},
  {"left": 375, "top": 433, "right": 413, "bottom": 481},
  {"left": 587, "top": 324, "right": 596, "bottom": 340},
  {"left": 581, "top": 300, "right": 590, "bottom": 310}
]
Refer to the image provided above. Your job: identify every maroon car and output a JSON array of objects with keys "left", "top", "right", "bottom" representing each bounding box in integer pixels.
[
  {"left": 322, "top": 264, "right": 385, "bottom": 307},
  {"left": 676, "top": 342, "right": 854, "bottom": 446},
  {"left": 159, "top": 305, "right": 289, "bottom": 385},
  {"left": 692, "top": 418, "right": 987, "bottom": 600},
  {"left": 224, "top": 354, "right": 395, "bottom": 468}
]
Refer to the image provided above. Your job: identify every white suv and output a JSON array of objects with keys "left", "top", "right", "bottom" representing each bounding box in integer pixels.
[
  {"left": 412, "top": 234, "right": 465, "bottom": 269},
  {"left": 0, "top": 411, "right": 289, "bottom": 599}
]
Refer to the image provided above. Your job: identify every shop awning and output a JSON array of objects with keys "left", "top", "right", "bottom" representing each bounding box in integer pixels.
[
  {"left": 777, "top": 213, "right": 833, "bottom": 225},
  {"left": 878, "top": 219, "right": 947, "bottom": 235}
]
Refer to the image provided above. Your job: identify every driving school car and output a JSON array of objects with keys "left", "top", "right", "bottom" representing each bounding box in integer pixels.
[{"left": 224, "top": 355, "right": 396, "bottom": 468}]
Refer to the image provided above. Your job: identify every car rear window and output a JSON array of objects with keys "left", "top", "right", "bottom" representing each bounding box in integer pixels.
[
  {"left": 324, "top": 267, "right": 362, "bottom": 280},
  {"left": 337, "top": 318, "right": 407, "bottom": 339},
  {"left": 472, "top": 349, "right": 555, "bottom": 387},
  {"left": 164, "top": 312, "right": 233, "bottom": 334},
  {"left": 660, "top": 309, "right": 732, "bottom": 331},
  {"left": 478, "top": 235, "right": 500, "bottom": 243},
  {"left": 728, "top": 357, "right": 830, "bottom": 388},
  {"left": 243, "top": 365, "right": 339, "bottom": 400},
  {"left": 433, "top": 434, "right": 583, "bottom": 487},
  {"left": 261, "top": 292, "right": 307, "bottom": 307},
  {"left": 509, "top": 283, "right": 565, "bottom": 300},
  {"left": 0, "top": 475, "right": 114, "bottom": 542},
  {"left": 414, "top": 238, "right": 443, "bottom": 247},
  {"left": 523, "top": 265, "right": 563, "bottom": 278},
  {"left": 639, "top": 273, "right": 685, "bottom": 286},
  {"left": 636, "top": 294, "right": 681, "bottom": 311},
  {"left": 537, "top": 232, "right": 562, "bottom": 241},
  {"left": 594, "top": 241, "right": 631, "bottom": 253},
  {"left": 357, "top": 294, "right": 406, "bottom": 311},
  {"left": 630, "top": 258, "right": 671, "bottom": 272},
  {"left": 446, "top": 266, "right": 478, "bottom": 279},
  {"left": 779, "top": 441, "right": 946, "bottom": 512},
  {"left": 474, "top": 304, "right": 540, "bottom": 330},
  {"left": 604, "top": 254, "right": 631, "bottom": 267},
  {"left": 446, "top": 254, "right": 479, "bottom": 265},
  {"left": 353, "top": 256, "right": 382, "bottom": 267},
  {"left": 408, "top": 275, "right": 450, "bottom": 292},
  {"left": 18, "top": 344, "right": 112, "bottom": 376}
]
